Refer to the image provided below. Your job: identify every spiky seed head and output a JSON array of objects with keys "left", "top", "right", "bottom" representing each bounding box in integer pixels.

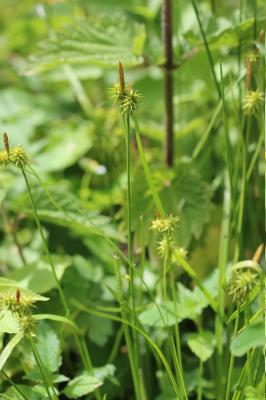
[
  {"left": 227, "top": 269, "right": 260, "bottom": 304},
  {"left": 110, "top": 61, "right": 141, "bottom": 115},
  {"left": 18, "top": 314, "right": 36, "bottom": 336},
  {"left": 243, "top": 90, "right": 264, "bottom": 116},
  {"left": 10, "top": 146, "right": 29, "bottom": 168},
  {"left": 0, "top": 150, "right": 10, "bottom": 166},
  {"left": 151, "top": 214, "right": 179, "bottom": 234}
]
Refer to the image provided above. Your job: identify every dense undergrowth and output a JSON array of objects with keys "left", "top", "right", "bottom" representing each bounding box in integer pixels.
[{"left": 0, "top": 1, "right": 265, "bottom": 399}]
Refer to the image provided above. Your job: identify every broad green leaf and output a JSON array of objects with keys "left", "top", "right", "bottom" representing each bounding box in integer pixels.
[
  {"left": 94, "top": 364, "right": 116, "bottom": 381},
  {"left": 35, "top": 123, "right": 92, "bottom": 172},
  {"left": 63, "top": 374, "right": 103, "bottom": 399},
  {"left": 5, "top": 384, "right": 47, "bottom": 400},
  {"left": 230, "top": 322, "right": 264, "bottom": 357},
  {"left": 139, "top": 302, "right": 178, "bottom": 328},
  {"left": 10, "top": 258, "right": 71, "bottom": 294},
  {"left": 0, "top": 310, "right": 19, "bottom": 334},
  {"left": 184, "top": 17, "right": 265, "bottom": 50},
  {"left": 34, "top": 321, "right": 62, "bottom": 373},
  {"left": 0, "top": 89, "right": 49, "bottom": 147},
  {"left": 0, "top": 278, "right": 49, "bottom": 302},
  {"left": 0, "top": 334, "right": 23, "bottom": 371},
  {"left": 187, "top": 331, "right": 215, "bottom": 362},
  {"left": 28, "top": 15, "right": 145, "bottom": 74},
  {"left": 244, "top": 378, "right": 265, "bottom": 400},
  {"left": 88, "top": 316, "right": 113, "bottom": 347},
  {"left": 139, "top": 272, "right": 217, "bottom": 327}
]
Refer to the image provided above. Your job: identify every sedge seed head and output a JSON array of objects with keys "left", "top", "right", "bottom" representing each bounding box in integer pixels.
[
  {"left": 0, "top": 150, "right": 10, "bottom": 166},
  {"left": 151, "top": 214, "right": 179, "bottom": 234},
  {"left": 227, "top": 269, "right": 260, "bottom": 304},
  {"left": 10, "top": 146, "right": 29, "bottom": 168},
  {"left": 157, "top": 237, "right": 176, "bottom": 258},
  {"left": 110, "top": 62, "right": 141, "bottom": 115},
  {"left": 243, "top": 90, "right": 264, "bottom": 116}
]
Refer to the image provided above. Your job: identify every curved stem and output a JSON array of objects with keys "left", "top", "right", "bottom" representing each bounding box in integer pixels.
[
  {"left": 28, "top": 335, "right": 55, "bottom": 400},
  {"left": 22, "top": 169, "right": 68, "bottom": 314}
]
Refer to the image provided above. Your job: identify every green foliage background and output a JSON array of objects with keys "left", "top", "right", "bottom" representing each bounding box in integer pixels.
[{"left": 0, "top": 1, "right": 264, "bottom": 399}]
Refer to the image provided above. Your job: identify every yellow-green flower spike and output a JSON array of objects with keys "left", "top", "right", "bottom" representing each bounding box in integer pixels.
[
  {"left": 10, "top": 146, "right": 29, "bottom": 168},
  {"left": 151, "top": 214, "right": 179, "bottom": 234},
  {"left": 243, "top": 90, "right": 264, "bottom": 116},
  {"left": 0, "top": 150, "right": 10, "bottom": 166},
  {"left": 110, "top": 61, "right": 141, "bottom": 115}
]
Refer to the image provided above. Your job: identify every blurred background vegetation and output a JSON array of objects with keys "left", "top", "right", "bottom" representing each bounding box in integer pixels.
[{"left": 0, "top": 0, "right": 264, "bottom": 398}]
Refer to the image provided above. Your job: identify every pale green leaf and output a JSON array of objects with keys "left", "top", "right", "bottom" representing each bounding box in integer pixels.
[
  {"left": 230, "top": 322, "right": 264, "bottom": 357},
  {"left": 0, "top": 310, "right": 19, "bottom": 334},
  {"left": 187, "top": 331, "right": 215, "bottom": 362},
  {"left": 63, "top": 374, "right": 103, "bottom": 399},
  {"left": 0, "top": 278, "right": 49, "bottom": 302}
]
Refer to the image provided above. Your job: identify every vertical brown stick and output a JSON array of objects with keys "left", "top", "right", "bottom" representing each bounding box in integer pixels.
[{"left": 162, "top": 0, "right": 174, "bottom": 166}]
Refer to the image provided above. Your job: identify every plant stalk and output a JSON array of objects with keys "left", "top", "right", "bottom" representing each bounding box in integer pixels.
[{"left": 162, "top": 0, "right": 174, "bottom": 166}]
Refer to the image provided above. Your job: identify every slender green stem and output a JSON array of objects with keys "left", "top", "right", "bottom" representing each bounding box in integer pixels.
[
  {"left": 170, "top": 271, "right": 183, "bottom": 376},
  {"left": 220, "top": 61, "right": 234, "bottom": 195},
  {"left": 225, "top": 311, "right": 240, "bottom": 400},
  {"left": 22, "top": 168, "right": 102, "bottom": 400},
  {"left": 114, "top": 256, "right": 142, "bottom": 400},
  {"left": 1, "top": 370, "right": 28, "bottom": 400},
  {"left": 21, "top": 169, "right": 68, "bottom": 314},
  {"left": 124, "top": 114, "right": 142, "bottom": 398},
  {"left": 132, "top": 114, "right": 166, "bottom": 217},
  {"left": 215, "top": 173, "right": 231, "bottom": 399},
  {"left": 197, "top": 360, "right": 203, "bottom": 400},
  {"left": 28, "top": 335, "right": 55, "bottom": 400},
  {"left": 72, "top": 299, "right": 181, "bottom": 399},
  {"left": 191, "top": 0, "right": 221, "bottom": 99}
]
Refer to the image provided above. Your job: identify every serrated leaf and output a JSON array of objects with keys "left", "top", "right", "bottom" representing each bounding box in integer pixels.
[
  {"left": 63, "top": 374, "right": 103, "bottom": 399},
  {"left": 28, "top": 15, "right": 145, "bottom": 74},
  {"left": 34, "top": 322, "right": 62, "bottom": 373},
  {"left": 187, "top": 331, "right": 215, "bottom": 362},
  {"left": 230, "top": 322, "right": 264, "bottom": 357},
  {"left": 94, "top": 364, "right": 116, "bottom": 381}
]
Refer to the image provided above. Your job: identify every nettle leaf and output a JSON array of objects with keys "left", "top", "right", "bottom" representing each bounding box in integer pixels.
[
  {"left": 28, "top": 14, "right": 145, "bottom": 74},
  {"left": 187, "top": 331, "right": 216, "bottom": 362},
  {"left": 184, "top": 17, "right": 265, "bottom": 50},
  {"left": 230, "top": 321, "right": 264, "bottom": 357},
  {"left": 34, "top": 321, "right": 62, "bottom": 373},
  {"left": 63, "top": 374, "right": 103, "bottom": 399}
]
